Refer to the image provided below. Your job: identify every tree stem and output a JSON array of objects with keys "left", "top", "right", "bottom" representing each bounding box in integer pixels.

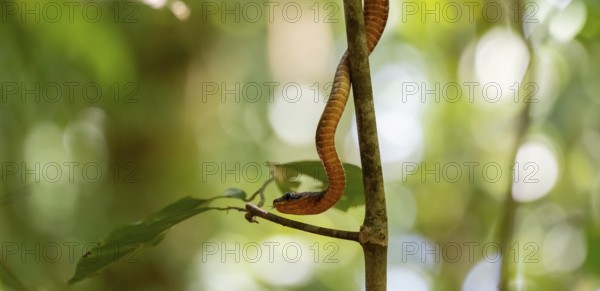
[{"left": 343, "top": 0, "right": 388, "bottom": 290}]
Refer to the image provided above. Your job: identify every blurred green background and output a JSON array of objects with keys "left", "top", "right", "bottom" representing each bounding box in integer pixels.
[{"left": 1, "top": 0, "right": 599, "bottom": 290}]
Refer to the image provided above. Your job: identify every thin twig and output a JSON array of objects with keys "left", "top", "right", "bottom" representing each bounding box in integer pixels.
[
  {"left": 244, "top": 203, "right": 359, "bottom": 242},
  {"left": 244, "top": 175, "right": 273, "bottom": 208},
  {"left": 210, "top": 206, "right": 247, "bottom": 212}
]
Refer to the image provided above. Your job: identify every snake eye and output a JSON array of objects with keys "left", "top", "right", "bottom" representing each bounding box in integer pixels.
[{"left": 284, "top": 192, "right": 297, "bottom": 200}]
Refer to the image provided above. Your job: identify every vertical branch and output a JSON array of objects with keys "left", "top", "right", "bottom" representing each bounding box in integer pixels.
[
  {"left": 498, "top": 99, "right": 531, "bottom": 291},
  {"left": 342, "top": 0, "right": 388, "bottom": 290},
  {"left": 498, "top": 0, "right": 533, "bottom": 289}
]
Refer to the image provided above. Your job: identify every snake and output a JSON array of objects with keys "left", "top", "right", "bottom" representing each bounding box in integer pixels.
[{"left": 273, "top": 0, "right": 389, "bottom": 215}]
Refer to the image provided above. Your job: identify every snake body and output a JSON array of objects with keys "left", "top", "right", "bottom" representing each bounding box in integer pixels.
[{"left": 273, "top": 0, "right": 389, "bottom": 215}]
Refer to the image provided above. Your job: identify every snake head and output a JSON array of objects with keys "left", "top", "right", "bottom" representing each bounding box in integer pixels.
[{"left": 272, "top": 191, "right": 324, "bottom": 214}]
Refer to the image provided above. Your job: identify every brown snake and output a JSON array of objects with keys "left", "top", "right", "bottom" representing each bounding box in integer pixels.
[{"left": 273, "top": 0, "right": 389, "bottom": 215}]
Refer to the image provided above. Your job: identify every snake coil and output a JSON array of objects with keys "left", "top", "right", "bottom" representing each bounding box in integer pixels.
[{"left": 273, "top": 0, "right": 389, "bottom": 215}]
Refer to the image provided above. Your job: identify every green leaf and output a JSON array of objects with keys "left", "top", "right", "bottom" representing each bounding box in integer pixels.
[
  {"left": 221, "top": 188, "right": 247, "bottom": 200},
  {"left": 272, "top": 161, "right": 364, "bottom": 211},
  {"left": 68, "top": 196, "right": 211, "bottom": 284}
]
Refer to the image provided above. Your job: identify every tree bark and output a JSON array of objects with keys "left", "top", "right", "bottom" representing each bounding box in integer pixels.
[{"left": 343, "top": 0, "right": 388, "bottom": 290}]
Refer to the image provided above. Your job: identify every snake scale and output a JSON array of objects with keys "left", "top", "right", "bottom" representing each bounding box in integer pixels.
[{"left": 273, "top": 0, "right": 389, "bottom": 215}]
